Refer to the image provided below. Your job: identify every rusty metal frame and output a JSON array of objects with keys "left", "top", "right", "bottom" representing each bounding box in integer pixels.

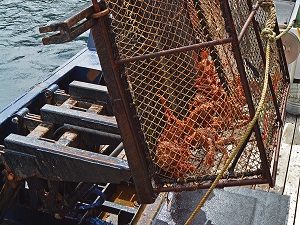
[
  {"left": 243, "top": 0, "right": 290, "bottom": 187},
  {"left": 39, "top": 4, "right": 109, "bottom": 45},
  {"left": 115, "top": 38, "right": 234, "bottom": 65},
  {"left": 85, "top": 0, "right": 287, "bottom": 197},
  {"left": 4, "top": 134, "right": 132, "bottom": 183},
  {"left": 40, "top": 104, "right": 119, "bottom": 134},
  {"left": 90, "top": 0, "right": 156, "bottom": 204},
  {"left": 244, "top": 0, "right": 284, "bottom": 127},
  {"left": 151, "top": 0, "right": 280, "bottom": 193},
  {"left": 238, "top": 2, "right": 259, "bottom": 43},
  {"left": 154, "top": 178, "right": 270, "bottom": 193},
  {"left": 221, "top": 0, "right": 273, "bottom": 187}
]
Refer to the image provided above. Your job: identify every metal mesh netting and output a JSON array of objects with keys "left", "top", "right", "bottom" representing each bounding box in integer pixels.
[
  {"left": 101, "top": 0, "right": 288, "bottom": 184},
  {"left": 253, "top": 3, "right": 287, "bottom": 162},
  {"left": 230, "top": 0, "right": 287, "bottom": 164}
]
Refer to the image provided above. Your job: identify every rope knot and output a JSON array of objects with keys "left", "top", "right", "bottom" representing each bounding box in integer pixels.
[
  {"left": 258, "top": 0, "right": 275, "bottom": 12},
  {"left": 261, "top": 28, "right": 276, "bottom": 41}
]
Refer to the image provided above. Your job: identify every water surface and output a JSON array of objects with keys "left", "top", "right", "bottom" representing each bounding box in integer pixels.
[{"left": 0, "top": 0, "right": 90, "bottom": 110}]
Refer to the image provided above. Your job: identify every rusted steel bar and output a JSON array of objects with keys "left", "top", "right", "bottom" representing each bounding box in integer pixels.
[
  {"left": 228, "top": 131, "right": 253, "bottom": 174},
  {"left": 154, "top": 178, "right": 270, "bottom": 193},
  {"left": 157, "top": 169, "right": 262, "bottom": 184},
  {"left": 40, "top": 5, "right": 95, "bottom": 33},
  {"left": 271, "top": 87, "right": 289, "bottom": 185},
  {"left": 39, "top": 4, "right": 109, "bottom": 45},
  {"left": 115, "top": 38, "right": 234, "bottom": 65},
  {"left": 53, "top": 123, "right": 122, "bottom": 145},
  {"left": 247, "top": 0, "right": 267, "bottom": 67},
  {"left": 221, "top": 0, "right": 273, "bottom": 185},
  {"left": 91, "top": 9, "right": 109, "bottom": 18},
  {"left": 27, "top": 123, "right": 52, "bottom": 139},
  {"left": 238, "top": 3, "right": 259, "bottom": 43},
  {"left": 281, "top": 85, "right": 290, "bottom": 122},
  {"left": 40, "top": 104, "right": 119, "bottom": 134},
  {"left": 267, "top": 73, "right": 284, "bottom": 126},
  {"left": 90, "top": 0, "right": 155, "bottom": 203},
  {"left": 109, "top": 142, "right": 124, "bottom": 157},
  {"left": 56, "top": 131, "right": 78, "bottom": 146},
  {"left": 274, "top": 23, "right": 290, "bottom": 83},
  {"left": 271, "top": 121, "right": 283, "bottom": 186},
  {"left": 69, "top": 80, "right": 113, "bottom": 115},
  {"left": 244, "top": 0, "right": 283, "bottom": 128}
]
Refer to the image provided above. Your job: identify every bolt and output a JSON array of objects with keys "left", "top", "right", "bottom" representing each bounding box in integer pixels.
[
  {"left": 44, "top": 91, "right": 52, "bottom": 98},
  {"left": 11, "top": 116, "right": 19, "bottom": 124},
  {"left": 54, "top": 213, "right": 62, "bottom": 220}
]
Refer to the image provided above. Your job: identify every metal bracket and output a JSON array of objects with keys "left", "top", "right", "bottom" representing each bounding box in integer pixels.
[{"left": 39, "top": 3, "right": 109, "bottom": 45}]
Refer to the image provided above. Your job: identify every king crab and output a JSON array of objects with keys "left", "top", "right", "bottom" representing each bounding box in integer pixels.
[{"left": 154, "top": 50, "right": 249, "bottom": 178}]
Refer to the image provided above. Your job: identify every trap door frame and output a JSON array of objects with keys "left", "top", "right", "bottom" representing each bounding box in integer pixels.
[{"left": 89, "top": 0, "right": 289, "bottom": 204}]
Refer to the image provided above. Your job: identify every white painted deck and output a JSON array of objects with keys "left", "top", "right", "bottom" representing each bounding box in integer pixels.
[{"left": 251, "top": 113, "right": 300, "bottom": 225}]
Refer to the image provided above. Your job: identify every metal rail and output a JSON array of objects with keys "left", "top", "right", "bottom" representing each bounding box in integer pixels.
[{"left": 0, "top": 80, "right": 141, "bottom": 224}]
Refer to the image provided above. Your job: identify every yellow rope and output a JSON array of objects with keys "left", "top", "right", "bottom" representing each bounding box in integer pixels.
[{"left": 184, "top": 1, "right": 294, "bottom": 224}]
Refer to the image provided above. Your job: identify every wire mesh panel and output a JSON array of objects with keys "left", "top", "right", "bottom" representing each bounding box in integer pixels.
[
  {"left": 91, "top": 0, "right": 289, "bottom": 200},
  {"left": 229, "top": 0, "right": 287, "bottom": 167}
]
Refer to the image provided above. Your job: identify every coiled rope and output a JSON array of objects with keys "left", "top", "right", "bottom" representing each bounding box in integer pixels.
[{"left": 184, "top": 1, "right": 294, "bottom": 224}]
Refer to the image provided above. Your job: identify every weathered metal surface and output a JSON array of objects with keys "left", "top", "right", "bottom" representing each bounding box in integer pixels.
[
  {"left": 60, "top": 98, "right": 78, "bottom": 108},
  {"left": 115, "top": 38, "right": 234, "bottom": 65},
  {"left": 90, "top": 0, "right": 155, "bottom": 204},
  {"left": 4, "top": 134, "right": 131, "bottom": 183},
  {"left": 56, "top": 131, "right": 78, "bottom": 146},
  {"left": 40, "top": 104, "right": 119, "bottom": 134},
  {"left": 23, "top": 114, "right": 43, "bottom": 133},
  {"left": 221, "top": 0, "right": 273, "bottom": 185},
  {"left": 69, "top": 80, "right": 113, "bottom": 115},
  {"left": 0, "top": 28, "right": 141, "bottom": 223},
  {"left": 53, "top": 89, "right": 71, "bottom": 105},
  {"left": 153, "top": 178, "right": 270, "bottom": 192},
  {"left": 54, "top": 124, "right": 121, "bottom": 146},
  {"left": 69, "top": 80, "right": 110, "bottom": 103},
  {"left": 39, "top": 4, "right": 109, "bottom": 45},
  {"left": 57, "top": 182, "right": 93, "bottom": 217},
  {"left": 43, "top": 84, "right": 60, "bottom": 99},
  {"left": 101, "top": 201, "right": 137, "bottom": 224},
  {"left": 27, "top": 123, "right": 53, "bottom": 139},
  {"left": 238, "top": 3, "right": 259, "bottom": 42},
  {"left": 0, "top": 48, "right": 95, "bottom": 129},
  {"left": 87, "top": 104, "right": 104, "bottom": 114},
  {"left": 0, "top": 180, "right": 23, "bottom": 222}
]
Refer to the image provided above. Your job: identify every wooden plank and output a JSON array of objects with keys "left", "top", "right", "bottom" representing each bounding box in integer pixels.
[
  {"left": 293, "top": 178, "right": 300, "bottom": 225},
  {"left": 283, "top": 116, "right": 300, "bottom": 225},
  {"left": 271, "top": 113, "right": 297, "bottom": 194},
  {"left": 136, "top": 193, "right": 167, "bottom": 225},
  {"left": 254, "top": 184, "right": 270, "bottom": 192}
]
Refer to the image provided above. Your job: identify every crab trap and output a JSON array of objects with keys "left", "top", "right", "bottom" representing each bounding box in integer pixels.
[{"left": 90, "top": 0, "right": 289, "bottom": 203}]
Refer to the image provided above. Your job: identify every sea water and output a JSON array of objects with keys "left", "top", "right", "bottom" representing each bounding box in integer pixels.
[{"left": 0, "top": 0, "right": 90, "bottom": 110}]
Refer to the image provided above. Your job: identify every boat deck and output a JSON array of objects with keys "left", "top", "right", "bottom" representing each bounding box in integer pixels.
[
  {"left": 138, "top": 113, "right": 300, "bottom": 225},
  {"left": 250, "top": 113, "right": 300, "bottom": 225}
]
